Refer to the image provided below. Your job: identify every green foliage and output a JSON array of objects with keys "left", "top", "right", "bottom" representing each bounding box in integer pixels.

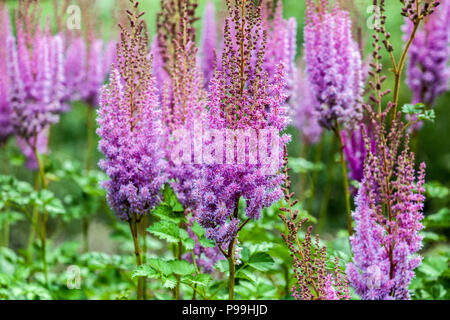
[{"left": 402, "top": 103, "right": 436, "bottom": 123}]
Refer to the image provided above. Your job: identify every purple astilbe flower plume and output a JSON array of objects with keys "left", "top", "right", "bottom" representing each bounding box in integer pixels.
[
  {"left": 155, "top": 0, "right": 206, "bottom": 210},
  {"left": 63, "top": 0, "right": 117, "bottom": 107},
  {"left": 261, "top": 0, "right": 298, "bottom": 97},
  {"left": 156, "top": 0, "right": 222, "bottom": 272},
  {"left": 7, "top": 1, "right": 65, "bottom": 167},
  {"left": 347, "top": 112, "right": 426, "bottom": 300},
  {"left": 403, "top": 0, "right": 449, "bottom": 122},
  {"left": 199, "top": 1, "right": 218, "bottom": 88},
  {"left": 194, "top": 0, "right": 290, "bottom": 258},
  {"left": 292, "top": 66, "right": 323, "bottom": 145},
  {"left": 149, "top": 36, "right": 170, "bottom": 102},
  {"left": 279, "top": 150, "right": 351, "bottom": 300},
  {"left": 0, "top": 4, "right": 13, "bottom": 146},
  {"left": 97, "top": 3, "right": 167, "bottom": 220},
  {"left": 341, "top": 123, "right": 373, "bottom": 185},
  {"left": 304, "top": 0, "right": 363, "bottom": 130}
]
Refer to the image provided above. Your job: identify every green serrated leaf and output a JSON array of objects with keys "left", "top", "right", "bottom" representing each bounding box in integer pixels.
[
  {"left": 418, "top": 256, "right": 449, "bottom": 281},
  {"left": 162, "top": 275, "right": 177, "bottom": 289},
  {"left": 199, "top": 238, "right": 216, "bottom": 248},
  {"left": 248, "top": 252, "right": 275, "bottom": 271},
  {"left": 191, "top": 221, "right": 205, "bottom": 238},
  {"left": 163, "top": 184, "right": 184, "bottom": 212},
  {"left": 147, "top": 221, "right": 180, "bottom": 243},
  {"left": 170, "top": 260, "right": 196, "bottom": 276},
  {"left": 148, "top": 258, "right": 173, "bottom": 276},
  {"left": 236, "top": 268, "right": 257, "bottom": 283},
  {"left": 182, "top": 238, "right": 195, "bottom": 251},
  {"left": 183, "top": 273, "right": 212, "bottom": 287},
  {"left": 132, "top": 265, "right": 159, "bottom": 279},
  {"left": 214, "top": 260, "right": 229, "bottom": 273}
]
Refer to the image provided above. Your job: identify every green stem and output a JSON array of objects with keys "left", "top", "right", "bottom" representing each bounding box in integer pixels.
[
  {"left": 334, "top": 123, "right": 353, "bottom": 236},
  {"left": 33, "top": 144, "right": 49, "bottom": 285},
  {"left": 228, "top": 250, "right": 236, "bottom": 300},
  {"left": 82, "top": 107, "right": 95, "bottom": 253},
  {"left": 317, "top": 140, "right": 337, "bottom": 234},
  {"left": 129, "top": 216, "right": 144, "bottom": 300},
  {"left": 141, "top": 214, "right": 147, "bottom": 300},
  {"left": 26, "top": 176, "right": 39, "bottom": 264},
  {"left": 86, "top": 107, "right": 95, "bottom": 171},
  {"left": 82, "top": 216, "right": 89, "bottom": 252}
]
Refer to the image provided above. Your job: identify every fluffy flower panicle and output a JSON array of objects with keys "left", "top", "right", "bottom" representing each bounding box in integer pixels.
[
  {"left": 347, "top": 115, "right": 426, "bottom": 300},
  {"left": 7, "top": 2, "right": 65, "bottom": 149},
  {"left": 304, "top": 0, "right": 363, "bottom": 130},
  {"left": 97, "top": 4, "right": 166, "bottom": 220},
  {"left": 261, "top": 1, "right": 297, "bottom": 96},
  {"left": 199, "top": 1, "right": 218, "bottom": 88},
  {"left": 404, "top": 1, "right": 449, "bottom": 108},
  {"left": 292, "top": 66, "right": 322, "bottom": 145},
  {"left": 0, "top": 4, "right": 13, "bottom": 145},
  {"left": 194, "top": 0, "right": 290, "bottom": 248}
]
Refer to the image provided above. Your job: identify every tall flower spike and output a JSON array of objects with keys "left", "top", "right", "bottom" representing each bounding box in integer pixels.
[
  {"left": 194, "top": 0, "right": 290, "bottom": 251},
  {"left": 97, "top": 1, "right": 167, "bottom": 220},
  {"left": 292, "top": 66, "right": 322, "bottom": 145},
  {"left": 156, "top": 0, "right": 220, "bottom": 272},
  {"left": 404, "top": 1, "right": 449, "bottom": 109},
  {"left": 304, "top": 0, "right": 363, "bottom": 130},
  {"left": 0, "top": 4, "right": 13, "bottom": 146},
  {"left": 199, "top": 1, "right": 218, "bottom": 88},
  {"left": 262, "top": 0, "right": 297, "bottom": 98},
  {"left": 341, "top": 123, "right": 371, "bottom": 185},
  {"left": 347, "top": 112, "right": 426, "bottom": 300},
  {"left": 7, "top": 1, "right": 65, "bottom": 168},
  {"left": 63, "top": 0, "right": 117, "bottom": 107},
  {"left": 279, "top": 148, "right": 351, "bottom": 300}
]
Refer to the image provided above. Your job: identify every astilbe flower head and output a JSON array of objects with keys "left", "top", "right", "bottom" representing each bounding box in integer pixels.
[
  {"left": 194, "top": 0, "right": 290, "bottom": 251},
  {"left": 341, "top": 123, "right": 375, "bottom": 185},
  {"left": 292, "top": 66, "right": 322, "bottom": 145},
  {"left": 155, "top": 0, "right": 223, "bottom": 272},
  {"left": 279, "top": 149, "right": 351, "bottom": 300},
  {"left": 0, "top": 4, "right": 13, "bottom": 146},
  {"left": 63, "top": 0, "right": 117, "bottom": 107},
  {"left": 304, "top": 0, "right": 363, "bottom": 130},
  {"left": 155, "top": 0, "right": 207, "bottom": 210},
  {"left": 347, "top": 111, "right": 426, "bottom": 300},
  {"left": 199, "top": 1, "right": 218, "bottom": 88},
  {"left": 261, "top": 0, "right": 298, "bottom": 97},
  {"left": 404, "top": 0, "right": 449, "bottom": 108},
  {"left": 97, "top": 3, "right": 167, "bottom": 220},
  {"left": 7, "top": 1, "right": 65, "bottom": 168}
]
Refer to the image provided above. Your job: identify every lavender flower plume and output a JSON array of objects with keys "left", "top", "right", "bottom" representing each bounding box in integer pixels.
[
  {"left": 63, "top": 1, "right": 117, "bottom": 107},
  {"left": 304, "top": 0, "right": 363, "bottom": 130},
  {"left": 7, "top": 2, "right": 65, "bottom": 165},
  {"left": 404, "top": 1, "right": 450, "bottom": 108},
  {"left": 262, "top": 1, "right": 297, "bottom": 97},
  {"left": 199, "top": 1, "right": 218, "bottom": 88},
  {"left": 341, "top": 124, "right": 369, "bottom": 184},
  {"left": 347, "top": 116, "right": 426, "bottom": 300},
  {"left": 194, "top": 0, "right": 290, "bottom": 250},
  {"left": 155, "top": 0, "right": 221, "bottom": 272},
  {"left": 0, "top": 4, "right": 13, "bottom": 146},
  {"left": 292, "top": 66, "right": 322, "bottom": 145},
  {"left": 97, "top": 5, "right": 167, "bottom": 220}
]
